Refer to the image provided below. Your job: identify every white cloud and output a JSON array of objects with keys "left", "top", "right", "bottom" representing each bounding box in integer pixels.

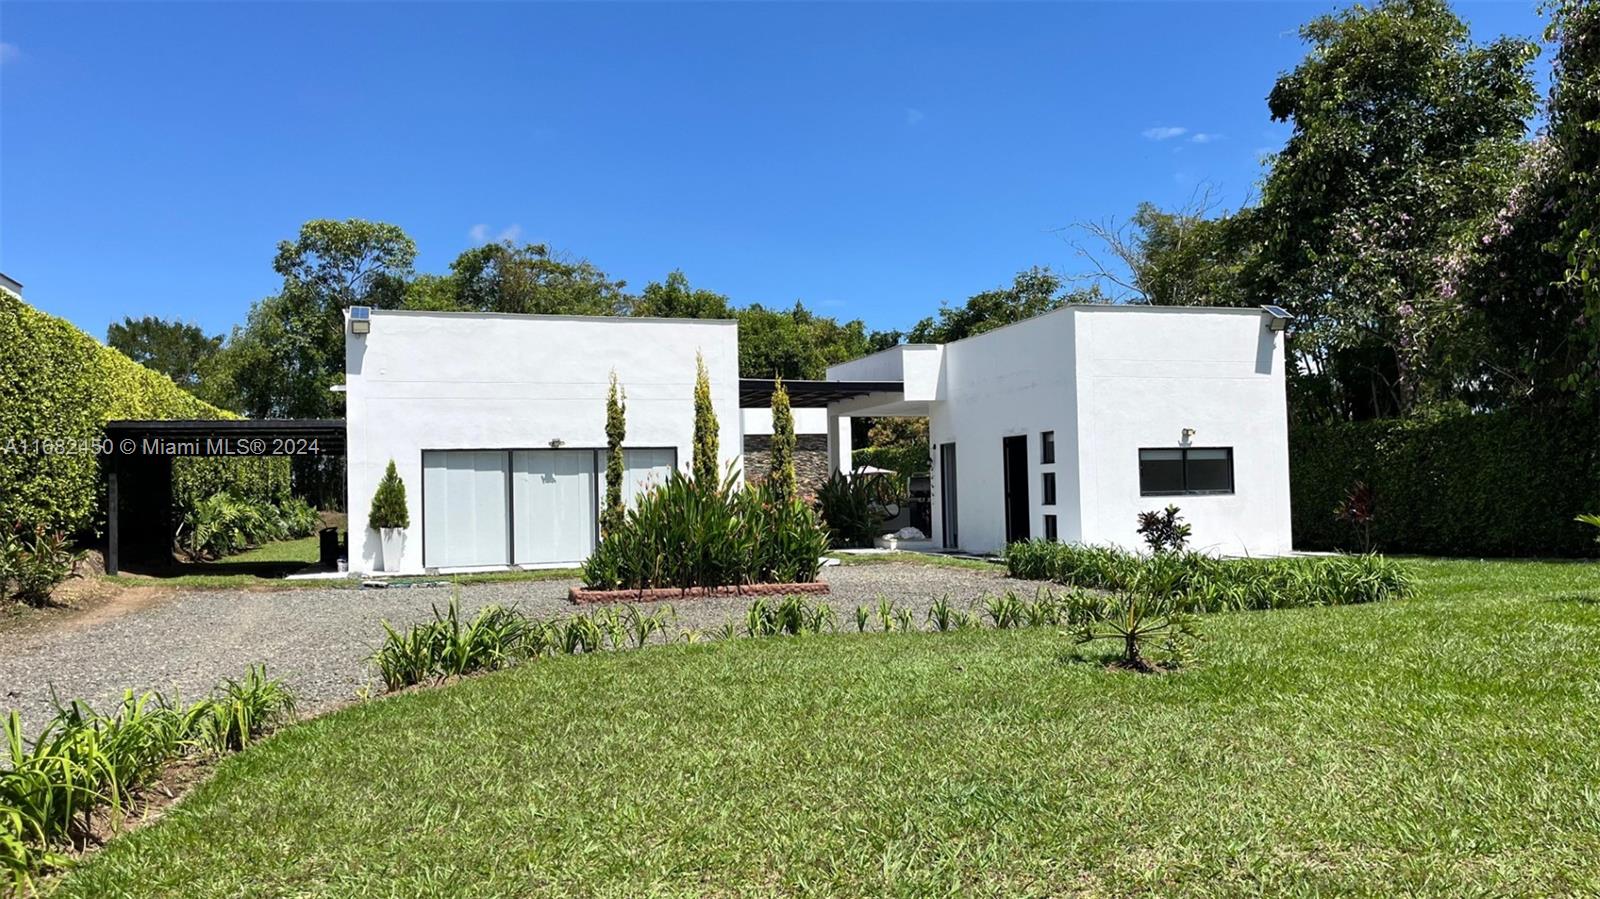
[
  {"left": 0, "top": 43, "right": 19, "bottom": 65},
  {"left": 467, "top": 223, "right": 523, "bottom": 244},
  {"left": 1189, "top": 132, "right": 1222, "bottom": 144},
  {"left": 1142, "top": 126, "right": 1187, "bottom": 141},
  {"left": 905, "top": 108, "right": 925, "bottom": 126}
]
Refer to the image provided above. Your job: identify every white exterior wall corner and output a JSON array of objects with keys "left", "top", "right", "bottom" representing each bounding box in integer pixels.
[
  {"left": 927, "top": 308, "right": 1083, "bottom": 554},
  {"left": 345, "top": 310, "right": 740, "bottom": 574},
  {"left": 1071, "top": 307, "right": 1292, "bottom": 556}
]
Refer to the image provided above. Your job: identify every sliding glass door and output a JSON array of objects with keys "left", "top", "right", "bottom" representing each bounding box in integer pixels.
[
  {"left": 422, "top": 447, "right": 678, "bottom": 570},
  {"left": 422, "top": 450, "right": 510, "bottom": 568},
  {"left": 511, "top": 449, "right": 597, "bottom": 566}
]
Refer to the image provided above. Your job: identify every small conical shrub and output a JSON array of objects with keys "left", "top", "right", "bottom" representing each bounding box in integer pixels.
[
  {"left": 602, "top": 371, "right": 627, "bottom": 536},
  {"left": 691, "top": 352, "right": 719, "bottom": 484},
  {"left": 769, "top": 377, "right": 797, "bottom": 503},
  {"left": 368, "top": 460, "right": 409, "bottom": 530}
]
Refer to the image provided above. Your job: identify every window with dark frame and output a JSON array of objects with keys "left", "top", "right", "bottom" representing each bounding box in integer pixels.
[
  {"left": 1041, "top": 471, "right": 1057, "bottom": 505},
  {"left": 1043, "top": 514, "right": 1058, "bottom": 542},
  {"left": 1138, "top": 447, "right": 1234, "bottom": 496},
  {"left": 1041, "top": 430, "right": 1055, "bottom": 464}
]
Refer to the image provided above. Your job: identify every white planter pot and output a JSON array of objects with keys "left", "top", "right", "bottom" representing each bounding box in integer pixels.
[{"left": 378, "top": 528, "right": 406, "bottom": 573}]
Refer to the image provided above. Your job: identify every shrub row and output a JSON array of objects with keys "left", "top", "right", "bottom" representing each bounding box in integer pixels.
[
  {"left": 1004, "top": 541, "right": 1411, "bottom": 611},
  {"left": 0, "top": 292, "right": 290, "bottom": 539},
  {"left": 1290, "top": 405, "right": 1600, "bottom": 558},
  {"left": 1, "top": 666, "right": 295, "bottom": 890},
  {"left": 582, "top": 470, "right": 829, "bottom": 591}
]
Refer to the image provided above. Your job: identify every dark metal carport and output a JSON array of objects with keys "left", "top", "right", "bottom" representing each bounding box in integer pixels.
[{"left": 102, "top": 419, "right": 345, "bottom": 574}]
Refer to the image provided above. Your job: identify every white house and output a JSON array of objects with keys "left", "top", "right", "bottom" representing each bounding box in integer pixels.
[
  {"left": 344, "top": 310, "right": 740, "bottom": 573},
  {"left": 822, "top": 305, "right": 1293, "bottom": 556},
  {"left": 343, "top": 304, "right": 1292, "bottom": 574}
]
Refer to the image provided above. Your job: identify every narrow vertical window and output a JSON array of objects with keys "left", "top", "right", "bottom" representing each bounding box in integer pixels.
[
  {"left": 1041, "top": 472, "right": 1057, "bottom": 505},
  {"left": 1041, "top": 431, "right": 1055, "bottom": 464},
  {"left": 1043, "top": 514, "right": 1058, "bottom": 542}
]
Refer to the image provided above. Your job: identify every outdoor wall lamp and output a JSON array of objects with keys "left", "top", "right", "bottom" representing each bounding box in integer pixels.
[
  {"left": 349, "top": 305, "right": 371, "bottom": 334},
  {"left": 1260, "top": 304, "right": 1293, "bottom": 332},
  {"left": 1181, "top": 428, "right": 1196, "bottom": 445}
]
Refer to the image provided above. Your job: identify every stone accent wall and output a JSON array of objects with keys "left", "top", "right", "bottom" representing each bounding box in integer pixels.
[{"left": 744, "top": 434, "right": 830, "bottom": 497}]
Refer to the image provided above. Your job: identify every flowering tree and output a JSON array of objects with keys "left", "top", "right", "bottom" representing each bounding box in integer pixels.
[{"left": 1249, "top": 0, "right": 1538, "bottom": 420}]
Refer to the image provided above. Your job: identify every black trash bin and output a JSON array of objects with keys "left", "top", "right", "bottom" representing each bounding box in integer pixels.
[{"left": 318, "top": 527, "right": 340, "bottom": 571}]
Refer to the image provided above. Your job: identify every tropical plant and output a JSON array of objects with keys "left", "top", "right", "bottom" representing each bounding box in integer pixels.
[
  {"left": 372, "top": 595, "right": 530, "bottom": 689},
  {"left": 814, "top": 469, "right": 891, "bottom": 548},
  {"left": 1072, "top": 593, "right": 1200, "bottom": 673},
  {"left": 186, "top": 666, "right": 296, "bottom": 753},
  {"left": 1577, "top": 514, "right": 1600, "bottom": 545},
  {"left": 1334, "top": 481, "right": 1377, "bottom": 552},
  {"left": 1135, "top": 505, "right": 1191, "bottom": 554},
  {"left": 2, "top": 524, "right": 84, "bottom": 606},
  {"left": 368, "top": 460, "right": 409, "bottom": 530},
  {"left": 854, "top": 605, "right": 870, "bottom": 633},
  {"left": 926, "top": 595, "right": 959, "bottom": 632},
  {"left": 984, "top": 592, "right": 1025, "bottom": 629},
  {"left": 582, "top": 469, "right": 828, "bottom": 591}
]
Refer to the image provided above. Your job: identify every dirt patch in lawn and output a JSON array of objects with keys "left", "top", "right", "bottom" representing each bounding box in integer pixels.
[{"left": 0, "top": 580, "right": 176, "bottom": 642}]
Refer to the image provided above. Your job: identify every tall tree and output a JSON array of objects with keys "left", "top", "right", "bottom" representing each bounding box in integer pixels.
[
  {"left": 105, "top": 316, "right": 222, "bottom": 391},
  {"left": 768, "top": 377, "right": 797, "bottom": 502},
  {"left": 1249, "top": 0, "right": 1537, "bottom": 420},
  {"left": 1069, "top": 190, "right": 1254, "bottom": 308},
  {"left": 220, "top": 219, "right": 417, "bottom": 419},
  {"left": 447, "top": 241, "right": 629, "bottom": 316},
  {"left": 691, "top": 353, "right": 719, "bottom": 484},
  {"left": 602, "top": 371, "right": 627, "bottom": 536},
  {"left": 1446, "top": 0, "right": 1600, "bottom": 405},
  {"left": 735, "top": 302, "right": 877, "bottom": 379},
  {"left": 908, "top": 268, "right": 1100, "bottom": 344},
  {"left": 632, "top": 270, "right": 733, "bottom": 319}
]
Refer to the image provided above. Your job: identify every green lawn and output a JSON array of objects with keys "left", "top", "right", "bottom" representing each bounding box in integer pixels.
[{"left": 55, "top": 559, "right": 1600, "bottom": 897}]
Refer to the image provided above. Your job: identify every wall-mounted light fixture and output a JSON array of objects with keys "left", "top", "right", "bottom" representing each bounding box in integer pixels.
[
  {"left": 349, "top": 305, "right": 371, "bottom": 334},
  {"left": 548, "top": 438, "right": 565, "bottom": 449},
  {"left": 1260, "top": 304, "right": 1293, "bottom": 332},
  {"left": 1181, "top": 428, "right": 1196, "bottom": 446}
]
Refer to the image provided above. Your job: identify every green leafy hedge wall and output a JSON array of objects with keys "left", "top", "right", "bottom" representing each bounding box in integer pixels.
[
  {"left": 0, "top": 292, "right": 290, "bottom": 536},
  {"left": 1290, "top": 405, "right": 1600, "bottom": 558}
]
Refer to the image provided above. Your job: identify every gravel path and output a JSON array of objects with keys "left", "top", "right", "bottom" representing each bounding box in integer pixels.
[{"left": 0, "top": 562, "right": 1052, "bottom": 730}]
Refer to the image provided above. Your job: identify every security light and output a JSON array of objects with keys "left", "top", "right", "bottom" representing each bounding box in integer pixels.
[
  {"left": 1260, "top": 305, "right": 1293, "bottom": 332},
  {"left": 350, "top": 305, "right": 371, "bottom": 334}
]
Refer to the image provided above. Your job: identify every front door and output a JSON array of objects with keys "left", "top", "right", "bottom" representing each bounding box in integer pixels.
[
  {"left": 1002, "top": 435, "right": 1030, "bottom": 545},
  {"left": 939, "top": 442, "right": 959, "bottom": 549}
]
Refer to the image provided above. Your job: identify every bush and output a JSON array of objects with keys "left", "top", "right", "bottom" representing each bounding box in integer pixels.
[
  {"left": 582, "top": 469, "right": 828, "bottom": 591},
  {"left": 1135, "top": 505, "right": 1191, "bottom": 553},
  {"left": 1004, "top": 540, "right": 1411, "bottom": 612},
  {"left": 368, "top": 460, "right": 409, "bottom": 531},
  {"left": 0, "top": 524, "right": 85, "bottom": 606},
  {"left": 0, "top": 667, "right": 293, "bottom": 889},
  {"left": 176, "top": 493, "right": 318, "bottom": 560},
  {"left": 851, "top": 445, "right": 931, "bottom": 483},
  {"left": 1291, "top": 406, "right": 1600, "bottom": 557},
  {"left": 814, "top": 469, "right": 892, "bottom": 549},
  {"left": 0, "top": 291, "right": 290, "bottom": 540}
]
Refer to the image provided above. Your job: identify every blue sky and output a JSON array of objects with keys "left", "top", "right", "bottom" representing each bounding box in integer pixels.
[{"left": 1, "top": 1, "right": 1550, "bottom": 340}]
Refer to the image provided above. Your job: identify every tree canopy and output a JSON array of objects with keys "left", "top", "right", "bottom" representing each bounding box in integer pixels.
[{"left": 105, "top": 316, "right": 222, "bottom": 392}]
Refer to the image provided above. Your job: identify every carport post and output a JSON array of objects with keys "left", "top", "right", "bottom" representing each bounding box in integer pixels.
[{"left": 106, "top": 456, "right": 119, "bottom": 575}]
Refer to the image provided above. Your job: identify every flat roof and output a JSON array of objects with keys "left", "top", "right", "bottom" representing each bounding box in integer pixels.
[
  {"left": 360, "top": 308, "right": 738, "bottom": 326},
  {"left": 105, "top": 419, "right": 346, "bottom": 456},
  {"left": 739, "top": 378, "right": 903, "bottom": 408}
]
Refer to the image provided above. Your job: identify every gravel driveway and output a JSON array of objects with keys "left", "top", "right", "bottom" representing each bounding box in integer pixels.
[{"left": 0, "top": 562, "right": 1051, "bottom": 730}]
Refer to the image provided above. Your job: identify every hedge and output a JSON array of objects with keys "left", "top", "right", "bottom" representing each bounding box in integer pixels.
[
  {"left": 852, "top": 445, "right": 930, "bottom": 482},
  {"left": 0, "top": 292, "right": 290, "bottom": 537},
  {"left": 1290, "top": 405, "right": 1600, "bottom": 558}
]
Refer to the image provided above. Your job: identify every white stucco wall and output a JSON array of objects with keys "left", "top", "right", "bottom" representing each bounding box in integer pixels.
[
  {"left": 345, "top": 310, "right": 740, "bottom": 574},
  {"left": 739, "top": 407, "right": 827, "bottom": 437},
  {"left": 1072, "top": 307, "right": 1292, "bottom": 555},
  {"left": 923, "top": 306, "right": 1291, "bottom": 557},
  {"left": 927, "top": 308, "right": 1083, "bottom": 553}
]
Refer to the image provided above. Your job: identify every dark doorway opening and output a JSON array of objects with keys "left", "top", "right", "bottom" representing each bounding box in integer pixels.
[
  {"left": 938, "top": 442, "right": 959, "bottom": 549},
  {"left": 1002, "top": 435, "right": 1030, "bottom": 544}
]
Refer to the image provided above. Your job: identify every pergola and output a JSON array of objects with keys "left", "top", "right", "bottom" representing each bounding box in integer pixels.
[{"left": 102, "top": 419, "right": 345, "bottom": 574}]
